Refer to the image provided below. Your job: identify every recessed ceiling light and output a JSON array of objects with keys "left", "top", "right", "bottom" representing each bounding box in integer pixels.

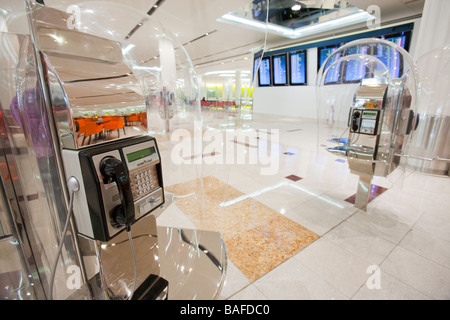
[
  {"left": 292, "top": 3, "right": 302, "bottom": 11},
  {"left": 218, "top": 8, "right": 375, "bottom": 40}
]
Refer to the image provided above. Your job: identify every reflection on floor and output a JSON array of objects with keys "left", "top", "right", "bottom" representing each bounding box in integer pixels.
[
  {"left": 165, "top": 176, "right": 319, "bottom": 282},
  {"left": 154, "top": 111, "right": 450, "bottom": 300},
  {"left": 345, "top": 185, "right": 388, "bottom": 204}
]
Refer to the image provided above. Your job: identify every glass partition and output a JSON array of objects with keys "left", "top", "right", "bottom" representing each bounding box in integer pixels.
[
  {"left": 404, "top": 44, "right": 450, "bottom": 176},
  {"left": 1, "top": 0, "right": 228, "bottom": 300}
]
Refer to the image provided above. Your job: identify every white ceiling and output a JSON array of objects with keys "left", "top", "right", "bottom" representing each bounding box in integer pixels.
[
  {"left": 151, "top": 0, "right": 423, "bottom": 75},
  {"left": 3, "top": 0, "right": 425, "bottom": 82}
]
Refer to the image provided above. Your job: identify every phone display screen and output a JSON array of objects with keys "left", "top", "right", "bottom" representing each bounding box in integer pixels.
[{"left": 126, "top": 147, "right": 156, "bottom": 163}]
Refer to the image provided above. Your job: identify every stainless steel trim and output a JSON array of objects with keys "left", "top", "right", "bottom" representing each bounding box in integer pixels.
[{"left": 25, "top": 1, "right": 90, "bottom": 299}]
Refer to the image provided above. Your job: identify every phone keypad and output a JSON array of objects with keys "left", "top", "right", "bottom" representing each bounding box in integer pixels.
[{"left": 130, "top": 166, "right": 159, "bottom": 199}]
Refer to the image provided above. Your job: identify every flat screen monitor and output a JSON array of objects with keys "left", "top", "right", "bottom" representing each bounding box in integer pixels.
[
  {"left": 318, "top": 46, "right": 342, "bottom": 84},
  {"left": 374, "top": 31, "right": 411, "bottom": 79},
  {"left": 289, "top": 50, "right": 307, "bottom": 85},
  {"left": 319, "top": 46, "right": 338, "bottom": 70},
  {"left": 258, "top": 56, "right": 271, "bottom": 86},
  {"left": 272, "top": 54, "right": 288, "bottom": 86},
  {"left": 343, "top": 45, "right": 369, "bottom": 83},
  {"left": 253, "top": 56, "right": 261, "bottom": 84}
]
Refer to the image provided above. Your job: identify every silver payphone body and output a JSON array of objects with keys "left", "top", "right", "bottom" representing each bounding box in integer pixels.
[
  {"left": 62, "top": 135, "right": 164, "bottom": 242},
  {"left": 343, "top": 80, "right": 415, "bottom": 209},
  {"left": 345, "top": 80, "right": 415, "bottom": 177}
]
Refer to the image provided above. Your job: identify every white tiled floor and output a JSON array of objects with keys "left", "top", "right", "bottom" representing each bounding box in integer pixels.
[{"left": 156, "top": 111, "right": 450, "bottom": 300}]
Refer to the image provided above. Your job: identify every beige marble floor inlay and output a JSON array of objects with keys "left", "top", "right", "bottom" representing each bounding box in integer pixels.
[{"left": 165, "top": 176, "right": 319, "bottom": 282}]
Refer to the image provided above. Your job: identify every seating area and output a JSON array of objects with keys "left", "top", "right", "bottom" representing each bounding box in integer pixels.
[
  {"left": 75, "top": 116, "right": 122, "bottom": 146},
  {"left": 201, "top": 100, "right": 236, "bottom": 109},
  {"left": 74, "top": 113, "right": 148, "bottom": 146},
  {"left": 103, "top": 116, "right": 125, "bottom": 138},
  {"left": 125, "top": 114, "right": 140, "bottom": 126}
]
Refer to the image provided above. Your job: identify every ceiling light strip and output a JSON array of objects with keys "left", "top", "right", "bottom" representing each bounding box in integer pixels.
[
  {"left": 147, "top": 0, "right": 166, "bottom": 16},
  {"left": 219, "top": 10, "right": 375, "bottom": 40},
  {"left": 193, "top": 53, "right": 252, "bottom": 67},
  {"left": 125, "top": 0, "right": 166, "bottom": 39},
  {"left": 183, "top": 30, "right": 217, "bottom": 46}
]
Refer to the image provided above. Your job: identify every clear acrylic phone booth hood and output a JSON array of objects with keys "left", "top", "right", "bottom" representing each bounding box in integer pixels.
[{"left": 0, "top": 1, "right": 226, "bottom": 300}]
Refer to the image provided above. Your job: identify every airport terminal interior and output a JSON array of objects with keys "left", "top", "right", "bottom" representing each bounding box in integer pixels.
[{"left": 0, "top": 0, "right": 449, "bottom": 300}]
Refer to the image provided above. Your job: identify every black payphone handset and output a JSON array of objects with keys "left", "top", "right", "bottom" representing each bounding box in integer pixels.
[
  {"left": 351, "top": 110, "right": 361, "bottom": 132},
  {"left": 62, "top": 135, "right": 165, "bottom": 242},
  {"left": 100, "top": 156, "right": 135, "bottom": 230}
]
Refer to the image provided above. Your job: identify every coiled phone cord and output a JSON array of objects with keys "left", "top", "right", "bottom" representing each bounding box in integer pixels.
[{"left": 48, "top": 177, "right": 79, "bottom": 300}]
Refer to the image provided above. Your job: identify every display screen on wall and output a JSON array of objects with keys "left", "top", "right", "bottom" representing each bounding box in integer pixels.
[
  {"left": 343, "top": 45, "right": 369, "bottom": 83},
  {"left": 253, "top": 56, "right": 261, "bottom": 84},
  {"left": 373, "top": 31, "right": 411, "bottom": 79},
  {"left": 319, "top": 45, "right": 339, "bottom": 70},
  {"left": 254, "top": 26, "right": 412, "bottom": 87},
  {"left": 381, "top": 31, "right": 411, "bottom": 51},
  {"left": 258, "top": 56, "right": 271, "bottom": 86},
  {"left": 289, "top": 50, "right": 307, "bottom": 85},
  {"left": 318, "top": 46, "right": 342, "bottom": 84},
  {"left": 272, "top": 54, "right": 288, "bottom": 86}
]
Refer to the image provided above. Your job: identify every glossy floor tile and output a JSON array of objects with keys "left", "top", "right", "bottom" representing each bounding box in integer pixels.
[{"left": 155, "top": 111, "right": 450, "bottom": 300}]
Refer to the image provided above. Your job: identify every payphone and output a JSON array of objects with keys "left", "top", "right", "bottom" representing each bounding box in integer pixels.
[
  {"left": 325, "top": 79, "right": 416, "bottom": 209},
  {"left": 349, "top": 108, "right": 383, "bottom": 135},
  {"left": 62, "top": 135, "right": 164, "bottom": 242}
]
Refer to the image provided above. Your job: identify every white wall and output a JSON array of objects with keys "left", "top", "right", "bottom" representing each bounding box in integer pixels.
[
  {"left": 253, "top": 47, "right": 318, "bottom": 119},
  {"left": 253, "top": 85, "right": 318, "bottom": 119}
]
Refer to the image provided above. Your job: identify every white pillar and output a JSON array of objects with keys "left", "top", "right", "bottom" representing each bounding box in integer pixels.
[
  {"left": 235, "top": 69, "right": 242, "bottom": 106},
  {"left": 159, "top": 37, "right": 177, "bottom": 92}
]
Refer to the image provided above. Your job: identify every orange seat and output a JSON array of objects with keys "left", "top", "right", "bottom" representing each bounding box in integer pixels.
[
  {"left": 81, "top": 119, "right": 103, "bottom": 145},
  {"left": 103, "top": 117, "right": 125, "bottom": 138},
  {"left": 126, "top": 115, "right": 139, "bottom": 125},
  {"left": 139, "top": 112, "right": 147, "bottom": 127}
]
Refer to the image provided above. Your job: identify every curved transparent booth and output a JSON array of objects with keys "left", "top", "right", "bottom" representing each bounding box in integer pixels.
[
  {"left": 317, "top": 38, "right": 420, "bottom": 210},
  {"left": 0, "top": 1, "right": 226, "bottom": 300},
  {"left": 404, "top": 44, "right": 450, "bottom": 176}
]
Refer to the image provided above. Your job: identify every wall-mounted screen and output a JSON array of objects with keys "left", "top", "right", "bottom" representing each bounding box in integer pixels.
[
  {"left": 373, "top": 31, "right": 411, "bottom": 79},
  {"left": 289, "top": 50, "right": 307, "bottom": 85},
  {"left": 258, "top": 56, "right": 271, "bottom": 86},
  {"left": 253, "top": 56, "right": 261, "bottom": 84},
  {"left": 272, "top": 54, "right": 288, "bottom": 86},
  {"left": 318, "top": 46, "right": 342, "bottom": 84},
  {"left": 319, "top": 46, "right": 338, "bottom": 70},
  {"left": 343, "top": 45, "right": 369, "bottom": 83},
  {"left": 381, "top": 31, "right": 411, "bottom": 51}
]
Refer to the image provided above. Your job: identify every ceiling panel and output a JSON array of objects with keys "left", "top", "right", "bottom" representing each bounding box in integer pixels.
[{"left": 37, "top": 0, "right": 424, "bottom": 77}]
